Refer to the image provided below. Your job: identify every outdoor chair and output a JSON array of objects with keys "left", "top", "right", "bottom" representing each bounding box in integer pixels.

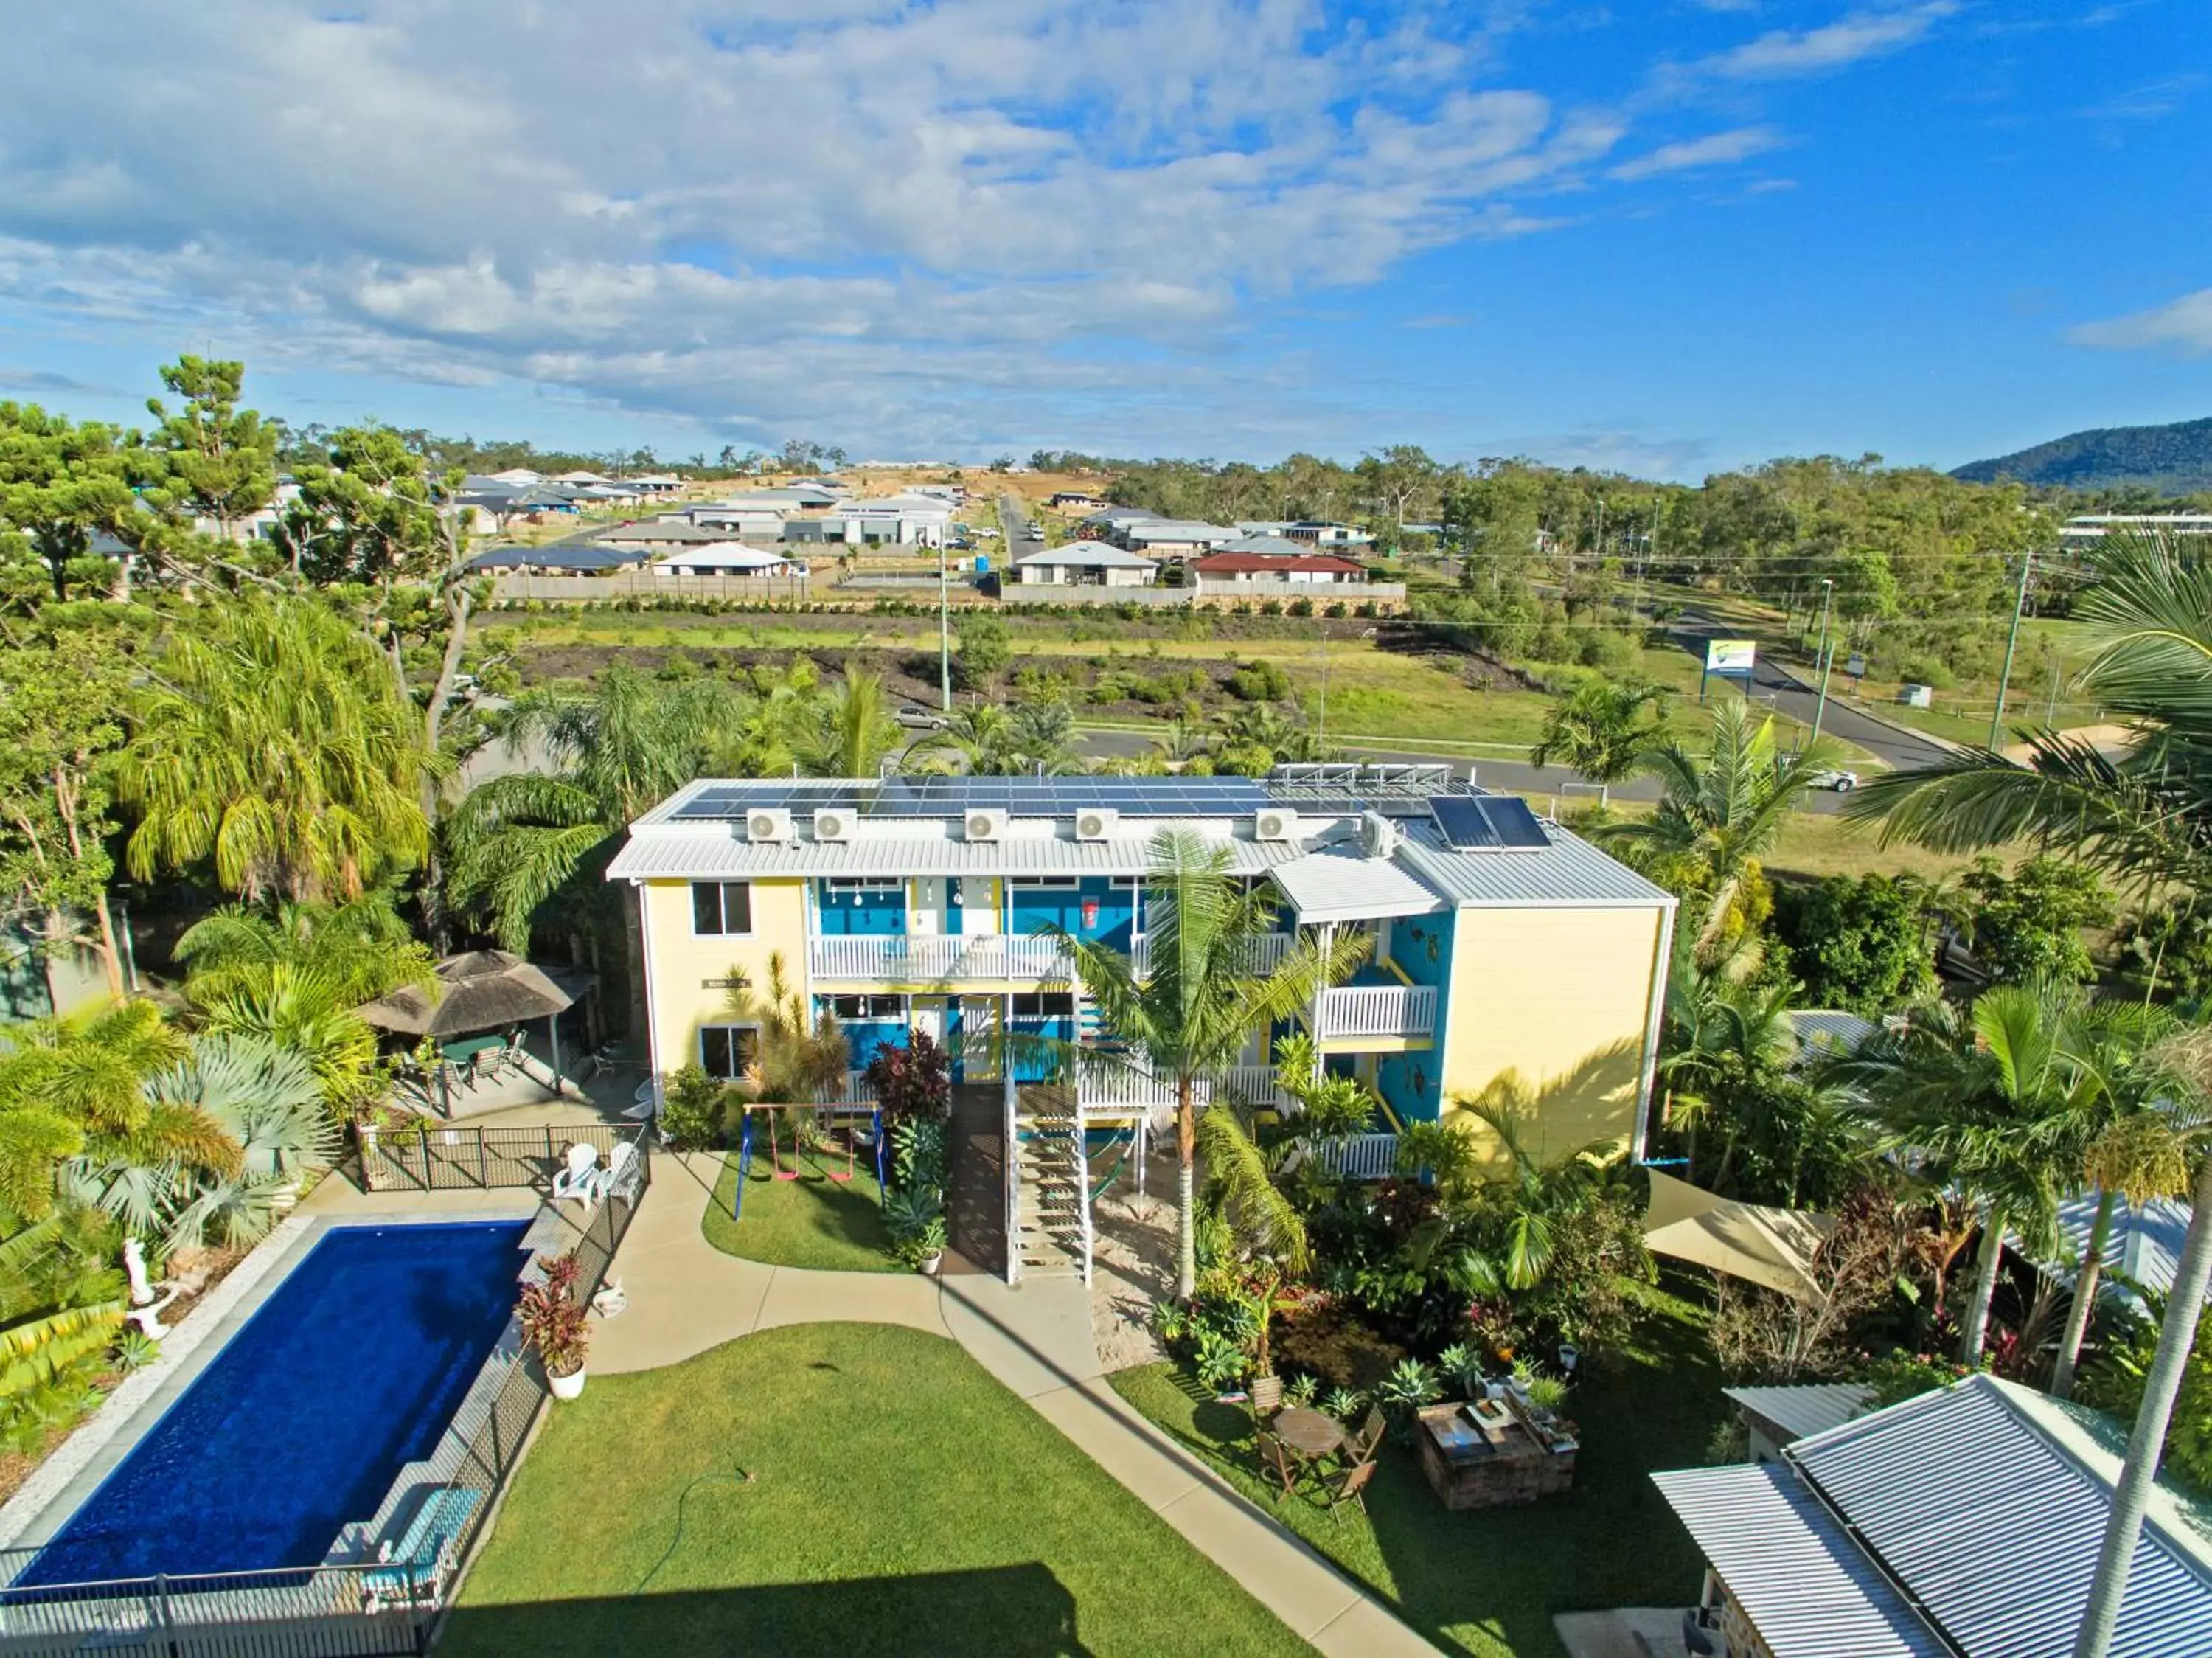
[
  {"left": 361, "top": 1486, "right": 481, "bottom": 1609},
  {"left": 1249, "top": 1373, "right": 1284, "bottom": 1420},
  {"left": 588, "top": 1140, "right": 642, "bottom": 1206},
  {"left": 1254, "top": 1429, "right": 1303, "bottom": 1499},
  {"left": 1348, "top": 1404, "right": 1386, "bottom": 1464},
  {"left": 552, "top": 1142, "right": 600, "bottom": 1205},
  {"left": 1323, "top": 1456, "right": 1376, "bottom": 1521}
]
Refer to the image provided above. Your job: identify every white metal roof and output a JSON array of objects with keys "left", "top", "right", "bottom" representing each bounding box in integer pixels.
[
  {"left": 1652, "top": 1463, "right": 1948, "bottom": 1657},
  {"left": 1724, "top": 1383, "right": 1874, "bottom": 1444},
  {"left": 2051, "top": 1193, "right": 2193, "bottom": 1301},
  {"left": 1790, "top": 1374, "right": 2212, "bottom": 1658},
  {"left": 1395, "top": 821, "right": 1676, "bottom": 909},
  {"left": 607, "top": 826, "right": 1302, "bottom": 881},
  {"left": 1015, "top": 543, "right": 1158, "bottom": 569},
  {"left": 1267, "top": 853, "right": 1442, "bottom": 923}
]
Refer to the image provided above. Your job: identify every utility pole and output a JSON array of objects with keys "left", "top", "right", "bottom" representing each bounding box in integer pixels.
[
  {"left": 1317, "top": 637, "right": 1329, "bottom": 749},
  {"left": 938, "top": 534, "right": 952, "bottom": 712},
  {"left": 1987, "top": 552, "right": 2032, "bottom": 751},
  {"left": 1810, "top": 577, "right": 1835, "bottom": 747}
]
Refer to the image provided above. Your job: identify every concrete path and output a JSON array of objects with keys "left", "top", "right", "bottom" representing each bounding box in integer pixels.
[{"left": 592, "top": 1146, "right": 1443, "bottom": 1657}]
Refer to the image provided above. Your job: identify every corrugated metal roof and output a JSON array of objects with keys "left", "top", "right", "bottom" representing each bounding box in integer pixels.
[
  {"left": 1651, "top": 1463, "right": 1948, "bottom": 1657},
  {"left": 1395, "top": 820, "right": 1675, "bottom": 909},
  {"left": 1267, "top": 853, "right": 1442, "bottom": 923},
  {"left": 1790, "top": 1374, "right": 2212, "bottom": 1658},
  {"left": 607, "top": 828, "right": 1302, "bottom": 881},
  {"left": 1724, "top": 1382, "right": 1874, "bottom": 1443},
  {"left": 1015, "top": 543, "right": 1158, "bottom": 568},
  {"left": 2053, "top": 1193, "right": 2192, "bottom": 1301},
  {"left": 1789, "top": 1010, "right": 1878, "bottom": 1055}
]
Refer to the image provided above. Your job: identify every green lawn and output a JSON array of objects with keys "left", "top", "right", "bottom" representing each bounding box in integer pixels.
[
  {"left": 1108, "top": 1281, "right": 1729, "bottom": 1658},
  {"left": 700, "top": 1150, "right": 902, "bottom": 1274},
  {"left": 446, "top": 1324, "right": 1308, "bottom": 1658}
]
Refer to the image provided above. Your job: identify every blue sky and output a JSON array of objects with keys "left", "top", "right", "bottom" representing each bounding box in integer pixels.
[{"left": 0, "top": 0, "right": 2205, "bottom": 477}]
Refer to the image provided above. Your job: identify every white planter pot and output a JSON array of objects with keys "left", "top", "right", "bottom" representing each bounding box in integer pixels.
[
  {"left": 919, "top": 1251, "right": 944, "bottom": 1277},
  {"left": 549, "top": 1364, "right": 587, "bottom": 1401}
]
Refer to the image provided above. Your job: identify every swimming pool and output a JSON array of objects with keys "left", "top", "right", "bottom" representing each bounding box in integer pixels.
[{"left": 23, "top": 1220, "right": 531, "bottom": 1585}]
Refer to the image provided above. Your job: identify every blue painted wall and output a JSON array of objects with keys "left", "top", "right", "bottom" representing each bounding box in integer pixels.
[
  {"left": 1009, "top": 1016, "right": 1074, "bottom": 1081},
  {"left": 1372, "top": 909, "right": 1454, "bottom": 1124},
  {"left": 815, "top": 882, "right": 906, "bottom": 936},
  {"left": 841, "top": 1019, "right": 908, "bottom": 1067},
  {"left": 1009, "top": 878, "right": 1135, "bottom": 948}
]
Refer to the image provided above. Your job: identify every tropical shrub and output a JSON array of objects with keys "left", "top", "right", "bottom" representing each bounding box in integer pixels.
[
  {"left": 1375, "top": 1357, "right": 1441, "bottom": 1440},
  {"left": 1958, "top": 855, "right": 2112, "bottom": 985},
  {"left": 2079, "top": 1291, "right": 2212, "bottom": 1488},
  {"left": 866, "top": 1029, "right": 951, "bottom": 1128},
  {"left": 889, "top": 1119, "right": 946, "bottom": 1197},
  {"left": 517, "top": 1252, "right": 589, "bottom": 1379},
  {"left": 660, "top": 1064, "right": 728, "bottom": 1150},
  {"left": 1272, "top": 1295, "right": 1405, "bottom": 1391},
  {"left": 1773, "top": 874, "right": 1938, "bottom": 1014}
]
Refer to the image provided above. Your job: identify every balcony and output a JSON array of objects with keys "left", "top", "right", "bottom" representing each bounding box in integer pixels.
[
  {"left": 810, "top": 930, "right": 1295, "bottom": 986},
  {"left": 1314, "top": 984, "right": 1436, "bottom": 1042},
  {"left": 1063, "top": 1061, "right": 1285, "bottom": 1117},
  {"left": 810, "top": 934, "right": 1070, "bottom": 984}
]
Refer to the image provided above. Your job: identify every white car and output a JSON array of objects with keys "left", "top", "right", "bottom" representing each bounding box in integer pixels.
[
  {"left": 1804, "top": 767, "right": 1860, "bottom": 792},
  {"left": 895, "top": 704, "right": 949, "bottom": 731}
]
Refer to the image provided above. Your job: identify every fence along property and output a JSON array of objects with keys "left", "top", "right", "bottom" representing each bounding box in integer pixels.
[{"left": 0, "top": 1125, "right": 650, "bottom": 1657}]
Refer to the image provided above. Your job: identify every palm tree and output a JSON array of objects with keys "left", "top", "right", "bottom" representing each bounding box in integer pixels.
[
  {"left": 146, "top": 1034, "right": 338, "bottom": 1247},
  {"left": 448, "top": 667, "right": 733, "bottom": 949},
  {"left": 175, "top": 892, "right": 435, "bottom": 1008},
  {"left": 1593, "top": 698, "right": 1828, "bottom": 965},
  {"left": 114, "top": 597, "right": 445, "bottom": 902},
  {"left": 1046, "top": 829, "right": 1369, "bottom": 1299},
  {"left": 911, "top": 706, "right": 1021, "bottom": 775},
  {"left": 0, "top": 1209, "right": 126, "bottom": 1449},
  {"left": 1655, "top": 946, "right": 1801, "bottom": 1187},
  {"left": 1529, "top": 676, "right": 1669, "bottom": 785},
  {"left": 2053, "top": 1100, "right": 2193, "bottom": 1398},
  {"left": 1824, "top": 984, "right": 2099, "bottom": 1365},
  {"left": 1447, "top": 1081, "right": 1616, "bottom": 1296},
  {"left": 800, "top": 667, "right": 900, "bottom": 778}
]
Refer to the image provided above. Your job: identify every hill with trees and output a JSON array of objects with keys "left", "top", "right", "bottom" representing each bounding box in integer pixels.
[{"left": 1952, "top": 414, "right": 2212, "bottom": 494}]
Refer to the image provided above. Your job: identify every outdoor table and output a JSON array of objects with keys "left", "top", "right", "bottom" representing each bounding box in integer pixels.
[
  {"left": 441, "top": 1033, "right": 506, "bottom": 1067},
  {"left": 1416, "top": 1401, "right": 1575, "bottom": 1510},
  {"left": 1276, "top": 1407, "right": 1347, "bottom": 1460}
]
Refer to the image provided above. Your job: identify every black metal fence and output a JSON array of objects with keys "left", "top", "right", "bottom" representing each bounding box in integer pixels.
[
  {"left": 0, "top": 1128, "right": 653, "bottom": 1657},
  {"left": 356, "top": 1120, "right": 643, "bottom": 1193}
]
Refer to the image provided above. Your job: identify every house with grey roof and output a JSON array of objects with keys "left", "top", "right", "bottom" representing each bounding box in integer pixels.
[
  {"left": 1118, "top": 519, "right": 1238, "bottom": 556},
  {"left": 1655, "top": 1373, "right": 2212, "bottom": 1657},
  {"left": 1011, "top": 541, "right": 1158, "bottom": 587}
]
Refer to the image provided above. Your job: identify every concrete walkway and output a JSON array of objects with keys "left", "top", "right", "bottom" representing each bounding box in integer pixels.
[{"left": 596, "top": 1148, "right": 1441, "bottom": 1658}]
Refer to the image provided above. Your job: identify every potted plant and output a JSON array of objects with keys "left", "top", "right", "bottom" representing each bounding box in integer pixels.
[
  {"left": 1376, "top": 1357, "right": 1441, "bottom": 1443},
  {"left": 885, "top": 1186, "right": 947, "bottom": 1274},
  {"left": 1437, "top": 1341, "right": 1485, "bottom": 1403},
  {"left": 518, "top": 1253, "right": 591, "bottom": 1400}
]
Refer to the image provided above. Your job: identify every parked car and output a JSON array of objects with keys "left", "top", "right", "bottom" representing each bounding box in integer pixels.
[
  {"left": 1804, "top": 766, "right": 1860, "bottom": 792},
  {"left": 895, "top": 704, "right": 948, "bottom": 731}
]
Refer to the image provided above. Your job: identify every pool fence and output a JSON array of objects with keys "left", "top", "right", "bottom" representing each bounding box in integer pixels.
[{"left": 0, "top": 1123, "right": 652, "bottom": 1656}]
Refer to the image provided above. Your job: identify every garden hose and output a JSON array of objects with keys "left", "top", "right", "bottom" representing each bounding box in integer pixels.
[{"left": 613, "top": 1460, "right": 757, "bottom": 1657}]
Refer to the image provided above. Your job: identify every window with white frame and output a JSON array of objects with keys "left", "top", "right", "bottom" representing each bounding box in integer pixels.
[
  {"left": 831, "top": 994, "right": 905, "bottom": 1021},
  {"left": 1007, "top": 875, "right": 1079, "bottom": 892},
  {"left": 699, "top": 1024, "right": 759, "bottom": 1079},
  {"left": 692, "top": 881, "right": 753, "bottom": 936}
]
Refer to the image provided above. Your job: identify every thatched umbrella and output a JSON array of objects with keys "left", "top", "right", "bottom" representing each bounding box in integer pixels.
[{"left": 358, "top": 949, "right": 577, "bottom": 1110}]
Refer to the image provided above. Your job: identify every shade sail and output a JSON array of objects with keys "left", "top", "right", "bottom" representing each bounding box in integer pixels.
[
  {"left": 355, "top": 949, "right": 574, "bottom": 1039},
  {"left": 1644, "top": 1168, "right": 1834, "bottom": 1303}
]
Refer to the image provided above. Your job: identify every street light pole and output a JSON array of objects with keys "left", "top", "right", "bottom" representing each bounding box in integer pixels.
[
  {"left": 939, "top": 535, "right": 952, "bottom": 712},
  {"left": 1987, "top": 552, "right": 2032, "bottom": 752},
  {"left": 1810, "top": 578, "right": 1835, "bottom": 747}
]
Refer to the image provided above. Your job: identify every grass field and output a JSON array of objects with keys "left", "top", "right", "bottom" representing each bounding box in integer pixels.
[
  {"left": 700, "top": 1150, "right": 900, "bottom": 1274},
  {"left": 1109, "top": 1278, "right": 1728, "bottom": 1658},
  {"left": 447, "top": 1324, "right": 1307, "bottom": 1658}
]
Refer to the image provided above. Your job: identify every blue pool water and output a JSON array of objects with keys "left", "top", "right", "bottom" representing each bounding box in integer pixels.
[{"left": 24, "top": 1221, "right": 531, "bottom": 1585}]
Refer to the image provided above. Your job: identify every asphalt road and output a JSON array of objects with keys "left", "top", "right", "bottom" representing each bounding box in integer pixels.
[
  {"left": 1669, "top": 617, "right": 1955, "bottom": 774},
  {"left": 998, "top": 490, "right": 1040, "bottom": 557}
]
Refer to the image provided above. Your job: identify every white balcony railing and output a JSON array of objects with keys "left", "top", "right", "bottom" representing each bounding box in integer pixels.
[
  {"left": 1315, "top": 984, "right": 1436, "bottom": 1041},
  {"left": 1308, "top": 1132, "right": 1401, "bottom": 1180},
  {"left": 810, "top": 934, "right": 1071, "bottom": 983},
  {"left": 812, "top": 930, "right": 1296, "bottom": 986}
]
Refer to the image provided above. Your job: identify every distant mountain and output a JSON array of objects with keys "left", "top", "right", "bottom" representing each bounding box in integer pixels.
[{"left": 1952, "top": 416, "right": 2212, "bottom": 493}]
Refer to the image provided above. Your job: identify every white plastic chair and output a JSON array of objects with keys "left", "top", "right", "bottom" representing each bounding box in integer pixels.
[
  {"left": 588, "top": 1140, "right": 641, "bottom": 1206},
  {"left": 551, "top": 1142, "right": 599, "bottom": 1205}
]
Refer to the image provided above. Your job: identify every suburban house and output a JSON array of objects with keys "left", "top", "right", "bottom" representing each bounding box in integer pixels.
[
  {"left": 1119, "top": 519, "right": 1239, "bottom": 557},
  {"left": 626, "top": 473, "right": 685, "bottom": 495},
  {"left": 606, "top": 767, "right": 1674, "bottom": 1283},
  {"left": 832, "top": 495, "right": 955, "bottom": 547},
  {"left": 722, "top": 484, "right": 846, "bottom": 513},
  {"left": 1081, "top": 506, "right": 1162, "bottom": 535},
  {"left": 1011, "top": 542, "right": 1158, "bottom": 586},
  {"left": 467, "top": 542, "right": 650, "bottom": 575},
  {"left": 683, "top": 503, "right": 790, "bottom": 539},
  {"left": 1049, "top": 490, "right": 1110, "bottom": 511},
  {"left": 1190, "top": 550, "right": 1372, "bottom": 589},
  {"left": 651, "top": 542, "right": 803, "bottom": 578},
  {"left": 1284, "top": 521, "right": 1376, "bottom": 548},
  {"left": 1655, "top": 1373, "right": 2212, "bottom": 1657},
  {"left": 597, "top": 520, "right": 739, "bottom": 551},
  {"left": 1720, "top": 1382, "right": 1872, "bottom": 1463}
]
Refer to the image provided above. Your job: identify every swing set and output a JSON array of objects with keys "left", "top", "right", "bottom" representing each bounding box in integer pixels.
[{"left": 731, "top": 1102, "right": 887, "bottom": 1221}]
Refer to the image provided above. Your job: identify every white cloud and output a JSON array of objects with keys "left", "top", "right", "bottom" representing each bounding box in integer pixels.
[
  {"left": 1609, "top": 125, "right": 1787, "bottom": 181},
  {"left": 2070, "top": 288, "right": 2212, "bottom": 356},
  {"left": 1705, "top": 3, "right": 1957, "bottom": 78}
]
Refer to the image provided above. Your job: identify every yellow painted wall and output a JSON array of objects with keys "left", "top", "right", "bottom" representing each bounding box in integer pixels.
[
  {"left": 1440, "top": 905, "right": 1666, "bottom": 1166},
  {"left": 641, "top": 878, "right": 810, "bottom": 1075}
]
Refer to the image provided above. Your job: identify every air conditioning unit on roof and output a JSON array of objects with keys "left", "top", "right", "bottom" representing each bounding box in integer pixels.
[
  {"left": 813, "top": 808, "right": 855, "bottom": 843},
  {"left": 747, "top": 808, "right": 793, "bottom": 844},
  {"left": 1075, "top": 807, "right": 1119, "bottom": 842},
  {"left": 964, "top": 808, "right": 1009, "bottom": 843},
  {"left": 1253, "top": 808, "right": 1298, "bottom": 842}
]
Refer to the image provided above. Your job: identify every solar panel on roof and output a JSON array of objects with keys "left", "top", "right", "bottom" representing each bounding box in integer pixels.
[
  {"left": 1428, "top": 795, "right": 1498, "bottom": 849},
  {"left": 1476, "top": 796, "right": 1550, "bottom": 850}
]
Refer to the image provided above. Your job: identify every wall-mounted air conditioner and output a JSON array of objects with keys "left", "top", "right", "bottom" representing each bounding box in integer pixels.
[
  {"left": 1075, "top": 807, "right": 1119, "bottom": 842},
  {"left": 1253, "top": 808, "right": 1298, "bottom": 842},
  {"left": 964, "top": 808, "right": 1009, "bottom": 843},
  {"left": 813, "top": 808, "right": 855, "bottom": 843},
  {"left": 746, "top": 808, "right": 793, "bottom": 844}
]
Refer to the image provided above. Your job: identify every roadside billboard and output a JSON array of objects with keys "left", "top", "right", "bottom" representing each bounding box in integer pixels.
[{"left": 1705, "top": 639, "right": 1757, "bottom": 674}]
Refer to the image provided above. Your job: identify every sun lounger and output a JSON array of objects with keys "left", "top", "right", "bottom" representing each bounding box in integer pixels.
[
  {"left": 361, "top": 1486, "right": 481, "bottom": 1607},
  {"left": 551, "top": 1142, "right": 599, "bottom": 1204}
]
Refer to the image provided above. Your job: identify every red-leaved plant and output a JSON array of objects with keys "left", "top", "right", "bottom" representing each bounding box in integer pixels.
[{"left": 518, "top": 1252, "right": 589, "bottom": 1379}]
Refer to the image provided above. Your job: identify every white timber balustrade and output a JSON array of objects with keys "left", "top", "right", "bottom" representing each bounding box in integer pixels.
[
  {"left": 1310, "top": 1132, "right": 1401, "bottom": 1179},
  {"left": 1315, "top": 985, "right": 1436, "bottom": 1039},
  {"left": 810, "top": 935, "right": 1070, "bottom": 983}
]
